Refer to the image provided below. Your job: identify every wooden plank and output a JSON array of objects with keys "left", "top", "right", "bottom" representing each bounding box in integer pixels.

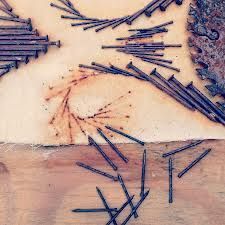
[{"left": 0, "top": 139, "right": 224, "bottom": 225}]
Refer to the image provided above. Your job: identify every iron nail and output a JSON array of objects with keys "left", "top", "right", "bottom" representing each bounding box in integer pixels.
[
  {"left": 168, "top": 157, "right": 173, "bottom": 204},
  {"left": 160, "top": 0, "right": 175, "bottom": 11},
  {"left": 72, "top": 208, "right": 118, "bottom": 213},
  {"left": 0, "top": 0, "right": 13, "bottom": 11},
  {"left": 140, "top": 149, "right": 147, "bottom": 197},
  {"left": 178, "top": 149, "right": 212, "bottom": 178}
]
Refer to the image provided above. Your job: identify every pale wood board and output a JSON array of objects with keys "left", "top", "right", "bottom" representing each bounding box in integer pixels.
[{"left": 0, "top": 140, "right": 224, "bottom": 225}]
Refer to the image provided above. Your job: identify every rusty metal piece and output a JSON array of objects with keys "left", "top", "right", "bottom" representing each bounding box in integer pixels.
[{"left": 188, "top": 0, "right": 225, "bottom": 99}]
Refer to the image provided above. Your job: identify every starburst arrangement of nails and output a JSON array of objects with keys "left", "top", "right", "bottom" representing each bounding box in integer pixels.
[
  {"left": 72, "top": 135, "right": 212, "bottom": 224},
  {"left": 79, "top": 62, "right": 225, "bottom": 127},
  {"left": 46, "top": 71, "right": 134, "bottom": 144},
  {"left": 50, "top": 0, "right": 184, "bottom": 32},
  {"left": 102, "top": 21, "right": 182, "bottom": 72},
  {"left": 0, "top": 0, "right": 61, "bottom": 78}
]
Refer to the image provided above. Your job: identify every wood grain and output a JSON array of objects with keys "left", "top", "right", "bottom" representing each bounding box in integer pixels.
[{"left": 0, "top": 139, "right": 224, "bottom": 225}]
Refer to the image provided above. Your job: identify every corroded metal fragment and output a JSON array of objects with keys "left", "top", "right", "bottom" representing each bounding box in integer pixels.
[{"left": 188, "top": 0, "right": 225, "bottom": 98}]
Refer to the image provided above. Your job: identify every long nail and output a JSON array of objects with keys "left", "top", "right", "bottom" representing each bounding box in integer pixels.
[
  {"left": 61, "top": 15, "right": 99, "bottom": 21},
  {"left": 106, "top": 196, "right": 135, "bottom": 225},
  {"left": 0, "top": 50, "right": 38, "bottom": 58},
  {"left": 187, "top": 82, "right": 225, "bottom": 121},
  {"left": 105, "top": 125, "right": 145, "bottom": 146},
  {"left": 0, "top": 35, "right": 48, "bottom": 41},
  {"left": 83, "top": 19, "right": 112, "bottom": 31},
  {"left": 0, "top": 24, "right": 32, "bottom": 31},
  {"left": 140, "top": 150, "right": 147, "bottom": 197},
  {"left": 136, "top": 55, "right": 173, "bottom": 64},
  {"left": 121, "top": 190, "right": 150, "bottom": 225},
  {"left": 0, "top": 16, "right": 30, "bottom": 23},
  {"left": 127, "top": 62, "right": 193, "bottom": 110},
  {"left": 0, "top": 6, "right": 18, "bottom": 18},
  {"left": 160, "top": 0, "right": 175, "bottom": 11},
  {"left": 79, "top": 64, "right": 109, "bottom": 73},
  {"left": 162, "top": 140, "right": 204, "bottom": 158},
  {"left": 76, "top": 162, "right": 118, "bottom": 181},
  {"left": 145, "top": 1, "right": 170, "bottom": 16},
  {"left": 97, "top": 128, "right": 129, "bottom": 163},
  {"left": 88, "top": 136, "right": 118, "bottom": 171},
  {"left": 0, "top": 61, "right": 18, "bottom": 69},
  {"left": 72, "top": 208, "right": 118, "bottom": 213},
  {"left": 50, "top": 2, "right": 80, "bottom": 16},
  {"left": 126, "top": 0, "right": 160, "bottom": 25},
  {"left": 91, "top": 62, "right": 118, "bottom": 74},
  {"left": 0, "top": 45, "right": 47, "bottom": 52},
  {"left": 118, "top": 174, "right": 139, "bottom": 218},
  {"left": 0, "top": 40, "right": 59, "bottom": 47},
  {"left": 0, "top": 56, "right": 29, "bottom": 63},
  {"left": 150, "top": 69, "right": 196, "bottom": 109},
  {"left": 0, "top": 29, "right": 39, "bottom": 36},
  {"left": 96, "top": 187, "right": 118, "bottom": 225},
  {"left": 168, "top": 157, "right": 173, "bottom": 203},
  {"left": 168, "top": 76, "right": 218, "bottom": 122},
  {"left": 0, "top": 0, "right": 13, "bottom": 11},
  {"left": 178, "top": 149, "right": 211, "bottom": 178},
  {"left": 112, "top": 15, "right": 130, "bottom": 29}
]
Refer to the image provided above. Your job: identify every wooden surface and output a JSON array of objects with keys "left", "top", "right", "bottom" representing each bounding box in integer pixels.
[{"left": 0, "top": 139, "right": 224, "bottom": 225}]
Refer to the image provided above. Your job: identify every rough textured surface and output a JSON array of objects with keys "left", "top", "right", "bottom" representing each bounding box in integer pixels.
[
  {"left": 188, "top": 0, "right": 225, "bottom": 98},
  {"left": 0, "top": 140, "right": 224, "bottom": 225}
]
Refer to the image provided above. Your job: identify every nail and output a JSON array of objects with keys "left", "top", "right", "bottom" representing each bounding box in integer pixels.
[
  {"left": 91, "top": 62, "right": 118, "bottom": 74},
  {"left": 162, "top": 140, "right": 204, "bottom": 158},
  {"left": 160, "top": 0, "right": 175, "bottom": 11},
  {"left": 0, "top": 56, "right": 29, "bottom": 63},
  {"left": 112, "top": 15, "right": 130, "bottom": 29},
  {"left": 0, "top": 35, "right": 48, "bottom": 41},
  {"left": 71, "top": 20, "right": 105, "bottom": 27},
  {"left": 0, "top": 16, "right": 30, "bottom": 23},
  {"left": 57, "top": 0, "right": 80, "bottom": 14},
  {"left": 187, "top": 82, "right": 225, "bottom": 121},
  {"left": 0, "top": 0, "right": 13, "bottom": 11},
  {"left": 0, "top": 29, "right": 39, "bottom": 36},
  {"left": 72, "top": 208, "right": 118, "bottom": 213},
  {"left": 175, "top": 0, "right": 183, "bottom": 5},
  {"left": 121, "top": 190, "right": 150, "bottom": 225},
  {"left": 61, "top": 15, "right": 99, "bottom": 21},
  {"left": 150, "top": 69, "right": 195, "bottom": 110},
  {"left": 168, "top": 76, "right": 218, "bottom": 122},
  {"left": 145, "top": 1, "right": 170, "bottom": 16},
  {"left": 127, "top": 62, "right": 194, "bottom": 110},
  {"left": 50, "top": 2, "right": 80, "bottom": 16},
  {"left": 119, "top": 50, "right": 164, "bottom": 57},
  {"left": 106, "top": 196, "right": 135, "bottom": 225},
  {"left": 129, "top": 21, "right": 173, "bottom": 31},
  {"left": 140, "top": 149, "right": 147, "bottom": 197},
  {"left": 83, "top": 19, "right": 112, "bottom": 31},
  {"left": 95, "top": 17, "right": 125, "bottom": 32},
  {"left": 0, "top": 51, "right": 38, "bottom": 58},
  {"left": 0, "top": 68, "right": 9, "bottom": 77},
  {"left": 126, "top": 0, "right": 160, "bottom": 25},
  {"left": 97, "top": 128, "right": 129, "bottom": 163},
  {"left": 0, "top": 45, "right": 47, "bottom": 52},
  {"left": 0, "top": 40, "right": 60, "bottom": 47},
  {"left": 88, "top": 136, "right": 118, "bottom": 171},
  {"left": 0, "top": 61, "right": 18, "bottom": 69},
  {"left": 96, "top": 187, "right": 118, "bottom": 225},
  {"left": 105, "top": 125, "right": 145, "bottom": 146},
  {"left": 178, "top": 149, "right": 211, "bottom": 178},
  {"left": 118, "top": 174, "right": 138, "bottom": 218},
  {"left": 141, "top": 58, "right": 180, "bottom": 72},
  {"left": 168, "top": 157, "right": 173, "bottom": 204},
  {"left": 0, "top": 6, "right": 18, "bottom": 18},
  {"left": 79, "top": 64, "right": 109, "bottom": 73},
  {"left": 136, "top": 55, "right": 173, "bottom": 64},
  {"left": 76, "top": 162, "right": 118, "bottom": 181},
  {"left": 0, "top": 24, "right": 32, "bottom": 31}
]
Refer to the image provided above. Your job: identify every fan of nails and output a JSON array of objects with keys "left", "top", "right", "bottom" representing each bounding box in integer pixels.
[
  {"left": 73, "top": 130, "right": 211, "bottom": 224},
  {"left": 50, "top": 0, "right": 184, "bottom": 32},
  {"left": 102, "top": 21, "right": 182, "bottom": 72},
  {"left": 0, "top": 0, "right": 61, "bottom": 78}
]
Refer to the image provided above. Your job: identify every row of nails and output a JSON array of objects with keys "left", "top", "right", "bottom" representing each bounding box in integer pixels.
[
  {"left": 0, "top": 0, "right": 61, "bottom": 77},
  {"left": 79, "top": 62, "right": 225, "bottom": 125},
  {"left": 102, "top": 40, "right": 182, "bottom": 72},
  {"left": 51, "top": 0, "right": 183, "bottom": 32},
  {"left": 117, "top": 20, "right": 173, "bottom": 40}
]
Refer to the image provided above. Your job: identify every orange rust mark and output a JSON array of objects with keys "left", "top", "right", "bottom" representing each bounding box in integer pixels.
[{"left": 45, "top": 68, "right": 134, "bottom": 144}]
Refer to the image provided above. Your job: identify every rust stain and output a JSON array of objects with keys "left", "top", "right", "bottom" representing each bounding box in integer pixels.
[
  {"left": 45, "top": 69, "right": 133, "bottom": 144},
  {"left": 0, "top": 162, "right": 9, "bottom": 174}
]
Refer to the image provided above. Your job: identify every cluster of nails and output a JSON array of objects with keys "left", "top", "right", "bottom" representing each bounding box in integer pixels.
[
  {"left": 74, "top": 126, "right": 149, "bottom": 225},
  {"left": 72, "top": 136, "right": 211, "bottom": 224},
  {"left": 103, "top": 21, "right": 182, "bottom": 72},
  {"left": 50, "top": 0, "right": 184, "bottom": 32},
  {"left": 79, "top": 62, "right": 225, "bottom": 126},
  {"left": 0, "top": 0, "right": 61, "bottom": 78}
]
